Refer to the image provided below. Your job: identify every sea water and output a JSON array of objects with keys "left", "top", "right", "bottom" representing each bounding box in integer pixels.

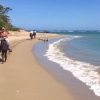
[{"left": 44, "top": 31, "right": 100, "bottom": 97}]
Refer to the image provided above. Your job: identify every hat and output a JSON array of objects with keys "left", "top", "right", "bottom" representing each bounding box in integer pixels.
[{"left": 2, "top": 27, "right": 5, "bottom": 30}]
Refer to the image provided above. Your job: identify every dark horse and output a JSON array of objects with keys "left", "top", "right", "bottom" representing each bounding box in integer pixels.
[
  {"left": 0, "top": 38, "right": 9, "bottom": 63},
  {"left": 30, "top": 33, "right": 33, "bottom": 40}
]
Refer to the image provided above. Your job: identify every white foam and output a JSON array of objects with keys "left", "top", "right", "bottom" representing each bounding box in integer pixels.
[{"left": 44, "top": 35, "right": 100, "bottom": 96}]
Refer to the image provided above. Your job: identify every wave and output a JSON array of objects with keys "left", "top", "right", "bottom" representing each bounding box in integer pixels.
[{"left": 44, "top": 35, "right": 100, "bottom": 97}]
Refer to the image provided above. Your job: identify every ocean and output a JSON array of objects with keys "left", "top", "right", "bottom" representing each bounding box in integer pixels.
[
  {"left": 44, "top": 31, "right": 100, "bottom": 97},
  {"left": 61, "top": 32, "right": 100, "bottom": 66},
  {"left": 33, "top": 31, "right": 100, "bottom": 99}
]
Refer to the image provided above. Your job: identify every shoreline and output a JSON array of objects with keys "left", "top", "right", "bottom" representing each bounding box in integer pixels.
[
  {"left": 0, "top": 31, "right": 75, "bottom": 100},
  {"left": 33, "top": 36, "right": 100, "bottom": 100}
]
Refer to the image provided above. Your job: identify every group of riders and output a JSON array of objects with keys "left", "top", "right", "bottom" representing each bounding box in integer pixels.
[
  {"left": 30, "top": 30, "right": 36, "bottom": 40},
  {"left": 0, "top": 27, "right": 12, "bottom": 64}
]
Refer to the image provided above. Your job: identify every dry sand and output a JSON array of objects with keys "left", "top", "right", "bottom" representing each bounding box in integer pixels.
[{"left": 0, "top": 30, "right": 75, "bottom": 100}]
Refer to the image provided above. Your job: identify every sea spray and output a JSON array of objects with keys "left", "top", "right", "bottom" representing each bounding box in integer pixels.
[{"left": 44, "top": 36, "right": 100, "bottom": 96}]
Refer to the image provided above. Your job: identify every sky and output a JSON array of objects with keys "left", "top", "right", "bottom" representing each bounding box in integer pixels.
[{"left": 0, "top": 0, "right": 100, "bottom": 30}]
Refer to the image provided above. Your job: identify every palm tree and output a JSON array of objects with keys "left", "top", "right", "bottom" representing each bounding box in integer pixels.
[{"left": 0, "top": 4, "right": 12, "bottom": 29}]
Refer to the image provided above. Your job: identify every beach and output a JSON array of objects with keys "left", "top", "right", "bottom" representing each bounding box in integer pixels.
[
  {"left": 1, "top": 0, "right": 100, "bottom": 99},
  {"left": 0, "top": 31, "right": 74, "bottom": 100}
]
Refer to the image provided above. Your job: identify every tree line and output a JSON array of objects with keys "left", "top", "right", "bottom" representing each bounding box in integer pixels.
[{"left": 0, "top": 4, "right": 19, "bottom": 31}]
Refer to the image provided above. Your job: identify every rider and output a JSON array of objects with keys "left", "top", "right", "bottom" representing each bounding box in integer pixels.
[{"left": 0, "top": 27, "right": 12, "bottom": 52}]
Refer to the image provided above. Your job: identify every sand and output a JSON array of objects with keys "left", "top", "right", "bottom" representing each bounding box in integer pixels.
[{"left": 0, "top": 30, "right": 75, "bottom": 100}]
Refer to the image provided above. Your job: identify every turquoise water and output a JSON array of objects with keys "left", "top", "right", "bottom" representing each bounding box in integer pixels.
[
  {"left": 59, "top": 32, "right": 100, "bottom": 66},
  {"left": 44, "top": 31, "right": 100, "bottom": 96},
  {"left": 33, "top": 31, "right": 100, "bottom": 97}
]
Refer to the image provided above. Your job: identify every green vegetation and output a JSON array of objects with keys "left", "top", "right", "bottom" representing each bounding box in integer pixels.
[{"left": 0, "top": 4, "right": 19, "bottom": 31}]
